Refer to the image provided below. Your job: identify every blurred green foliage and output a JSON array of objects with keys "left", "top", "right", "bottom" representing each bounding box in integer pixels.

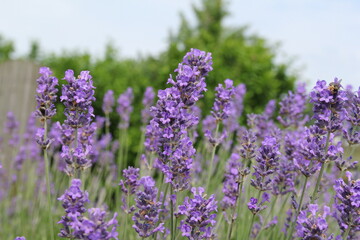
[{"left": 0, "top": 0, "right": 297, "bottom": 160}]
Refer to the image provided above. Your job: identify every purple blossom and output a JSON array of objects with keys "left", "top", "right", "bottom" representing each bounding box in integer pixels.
[
  {"left": 35, "top": 66, "right": 58, "bottom": 121},
  {"left": 3, "top": 112, "right": 19, "bottom": 146},
  {"left": 222, "top": 153, "right": 250, "bottom": 210},
  {"left": 117, "top": 87, "right": 134, "bottom": 129},
  {"left": 223, "top": 83, "right": 246, "bottom": 132},
  {"left": 211, "top": 79, "right": 235, "bottom": 121},
  {"left": 71, "top": 208, "right": 118, "bottom": 240},
  {"left": 176, "top": 187, "right": 218, "bottom": 240},
  {"left": 58, "top": 179, "right": 89, "bottom": 239},
  {"left": 277, "top": 83, "right": 308, "bottom": 128},
  {"left": 102, "top": 90, "right": 115, "bottom": 114},
  {"left": 132, "top": 176, "right": 165, "bottom": 238},
  {"left": 141, "top": 87, "right": 156, "bottom": 125},
  {"left": 251, "top": 136, "right": 280, "bottom": 192},
  {"left": 310, "top": 79, "right": 347, "bottom": 133},
  {"left": 119, "top": 167, "right": 140, "bottom": 213},
  {"left": 14, "top": 237, "right": 26, "bottom": 240},
  {"left": 296, "top": 204, "right": 333, "bottom": 239},
  {"left": 343, "top": 87, "right": 360, "bottom": 145},
  {"left": 167, "top": 48, "right": 213, "bottom": 107},
  {"left": 247, "top": 193, "right": 270, "bottom": 215},
  {"left": 61, "top": 70, "right": 95, "bottom": 129},
  {"left": 236, "top": 128, "right": 257, "bottom": 164},
  {"left": 333, "top": 172, "right": 360, "bottom": 239}
]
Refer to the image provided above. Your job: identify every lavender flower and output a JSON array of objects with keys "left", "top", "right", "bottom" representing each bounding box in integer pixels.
[
  {"left": 223, "top": 83, "right": 246, "bottom": 132},
  {"left": 310, "top": 78, "right": 347, "bottom": 133},
  {"left": 58, "top": 179, "right": 89, "bottom": 239},
  {"left": 176, "top": 187, "right": 217, "bottom": 239},
  {"left": 211, "top": 79, "right": 235, "bottom": 121},
  {"left": 102, "top": 90, "right": 115, "bottom": 114},
  {"left": 167, "top": 48, "right": 213, "bottom": 107},
  {"left": 343, "top": 87, "right": 360, "bottom": 145},
  {"left": 132, "top": 176, "right": 165, "bottom": 238},
  {"left": 296, "top": 204, "right": 333, "bottom": 239},
  {"left": 141, "top": 87, "right": 155, "bottom": 125},
  {"left": 35, "top": 66, "right": 58, "bottom": 122},
  {"left": 71, "top": 208, "right": 118, "bottom": 240},
  {"left": 117, "top": 88, "right": 134, "bottom": 129},
  {"left": 61, "top": 70, "right": 95, "bottom": 129},
  {"left": 59, "top": 70, "right": 96, "bottom": 175},
  {"left": 119, "top": 166, "right": 140, "bottom": 213},
  {"left": 247, "top": 192, "right": 270, "bottom": 215},
  {"left": 277, "top": 83, "right": 308, "bottom": 128},
  {"left": 236, "top": 128, "right": 257, "bottom": 165},
  {"left": 145, "top": 49, "right": 213, "bottom": 191},
  {"left": 251, "top": 136, "right": 280, "bottom": 192},
  {"left": 333, "top": 172, "right": 360, "bottom": 239},
  {"left": 4, "top": 112, "right": 19, "bottom": 146},
  {"left": 14, "top": 237, "right": 26, "bottom": 240}
]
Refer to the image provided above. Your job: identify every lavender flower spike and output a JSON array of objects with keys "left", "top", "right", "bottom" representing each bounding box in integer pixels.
[
  {"left": 35, "top": 66, "right": 58, "bottom": 122},
  {"left": 117, "top": 87, "right": 134, "bottom": 129},
  {"left": 58, "top": 179, "right": 89, "bottom": 239},
  {"left": 333, "top": 171, "right": 360, "bottom": 239},
  {"left": 102, "top": 90, "right": 115, "bottom": 115},
  {"left": 132, "top": 176, "right": 165, "bottom": 238},
  {"left": 296, "top": 204, "right": 333, "bottom": 239},
  {"left": 14, "top": 237, "right": 26, "bottom": 240},
  {"left": 119, "top": 166, "right": 140, "bottom": 213},
  {"left": 176, "top": 187, "right": 218, "bottom": 239},
  {"left": 141, "top": 87, "right": 155, "bottom": 125}
]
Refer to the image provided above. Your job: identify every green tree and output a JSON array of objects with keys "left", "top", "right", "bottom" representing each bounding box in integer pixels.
[{"left": 0, "top": 35, "right": 15, "bottom": 62}]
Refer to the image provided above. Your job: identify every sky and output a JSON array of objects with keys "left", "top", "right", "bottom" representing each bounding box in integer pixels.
[{"left": 1, "top": 0, "right": 359, "bottom": 88}]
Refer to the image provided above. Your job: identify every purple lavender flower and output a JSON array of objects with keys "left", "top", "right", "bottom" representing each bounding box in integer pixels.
[
  {"left": 251, "top": 136, "right": 280, "bottom": 192},
  {"left": 310, "top": 78, "right": 347, "bottom": 133},
  {"left": 296, "top": 204, "right": 333, "bottom": 239},
  {"left": 141, "top": 87, "right": 155, "bottom": 125},
  {"left": 145, "top": 49, "right": 213, "bottom": 191},
  {"left": 277, "top": 83, "right": 308, "bottom": 128},
  {"left": 211, "top": 79, "right": 235, "bottom": 121},
  {"left": 176, "top": 187, "right": 218, "bottom": 240},
  {"left": 119, "top": 166, "right": 140, "bottom": 213},
  {"left": 132, "top": 176, "right": 165, "bottom": 238},
  {"left": 71, "top": 208, "right": 118, "bottom": 240},
  {"left": 117, "top": 87, "right": 134, "bottom": 129},
  {"left": 222, "top": 153, "right": 250, "bottom": 210},
  {"left": 223, "top": 83, "right": 246, "bottom": 132},
  {"left": 247, "top": 192, "right": 270, "bottom": 215},
  {"left": 14, "top": 237, "right": 26, "bottom": 240},
  {"left": 58, "top": 179, "right": 89, "bottom": 239},
  {"left": 35, "top": 66, "right": 58, "bottom": 122},
  {"left": 102, "top": 90, "right": 115, "bottom": 114},
  {"left": 61, "top": 70, "right": 96, "bottom": 129},
  {"left": 59, "top": 70, "right": 96, "bottom": 175},
  {"left": 333, "top": 172, "right": 360, "bottom": 239},
  {"left": 168, "top": 48, "right": 213, "bottom": 107},
  {"left": 236, "top": 128, "right": 257, "bottom": 165},
  {"left": 3, "top": 112, "right": 19, "bottom": 147},
  {"left": 343, "top": 87, "right": 360, "bottom": 145}
]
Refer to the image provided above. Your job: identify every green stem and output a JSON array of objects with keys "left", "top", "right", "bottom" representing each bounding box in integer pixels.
[
  {"left": 228, "top": 175, "right": 244, "bottom": 240},
  {"left": 311, "top": 131, "right": 331, "bottom": 203},
  {"left": 342, "top": 222, "right": 352, "bottom": 240},
  {"left": 206, "top": 123, "right": 220, "bottom": 190},
  {"left": 287, "top": 176, "right": 308, "bottom": 240},
  {"left": 44, "top": 120, "right": 55, "bottom": 240},
  {"left": 170, "top": 185, "right": 175, "bottom": 240}
]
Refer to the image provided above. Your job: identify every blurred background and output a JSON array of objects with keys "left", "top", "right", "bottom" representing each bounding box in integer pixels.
[{"left": 0, "top": 0, "right": 359, "bottom": 149}]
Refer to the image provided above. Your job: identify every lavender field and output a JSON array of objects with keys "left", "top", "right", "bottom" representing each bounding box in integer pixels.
[{"left": 1, "top": 48, "right": 359, "bottom": 240}]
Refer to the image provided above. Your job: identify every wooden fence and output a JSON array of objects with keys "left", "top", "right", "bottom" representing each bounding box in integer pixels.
[{"left": 0, "top": 60, "right": 40, "bottom": 136}]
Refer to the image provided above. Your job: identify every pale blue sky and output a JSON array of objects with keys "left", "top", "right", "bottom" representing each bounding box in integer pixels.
[{"left": 1, "top": 0, "right": 359, "bottom": 88}]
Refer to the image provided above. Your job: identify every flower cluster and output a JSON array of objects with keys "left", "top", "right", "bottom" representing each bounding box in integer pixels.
[
  {"left": 247, "top": 192, "right": 270, "bottom": 215},
  {"left": 333, "top": 172, "right": 360, "bottom": 239},
  {"left": 4, "top": 112, "right": 19, "bottom": 147},
  {"left": 310, "top": 78, "right": 347, "bottom": 132},
  {"left": 296, "top": 204, "right": 332, "bottom": 239},
  {"left": 119, "top": 166, "right": 140, "bottom": 213},
  {"left": 35, "top": 67, "right": 58, "bottom": 122},
  {"left": 132, "top": 176, "right": 165, "bottom": 237},
  {"left": 251, "top": 136, "right": 280, "bottom": 192},
  {"left": 58, "top": 179, "right": 89, "bottom": 238},
  {"left": 145, "top": 48, "right": 213, "bottom": 191},
  {"left": 176, "top": 187, "right": 217, "bottom": 239},
  {"left": 141, "top": 87, "right": 155, "bottom": 125},
  {"left": 277, "top": 83, "right": 308, "bottom": 128},
  {"left": 223, "top": 83, "right": 246, "bottom": 132},
  {"left": 117, "top": 88, "right": 134, "bottom": 129},
  {"left": 211, "top": 79, "right": 235, "bottom": 121},
  {"left": 59, "top": 70, "right": 96, "bottom": 175},
  {"left": 343, "top": 87, "right": 360, "bottom": 145},
  {"left": 102, "top": 90, "right": 115, "bottom": 115}
]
